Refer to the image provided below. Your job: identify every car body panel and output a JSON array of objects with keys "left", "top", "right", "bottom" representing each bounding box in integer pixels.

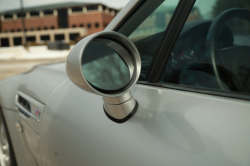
[
  {"left": 39, "top": 77, "right": 250, "bottom": 166},
  {"left": 0, "top": 0, "right": 140, "bottom": 164},
  {"left": 0, "top": 63, "right": 67, "bottom": 166},
  {"left": 19, "top": 117, "right": 41, "bottom": 166},
  {"left": 0, "top": 75, "right": 31, "bottom": 166},
  {"left": 18, "top": 63, "right": 67, "bottom": 104},
  {"left": 16, "top": 90, "right": 45, "bottom": 134},
  {"left": 1, "top": 108, "right": 37, "bottom": 166},
  {"left": 0, "top": 0, "right": 250, "bottom": 166}
]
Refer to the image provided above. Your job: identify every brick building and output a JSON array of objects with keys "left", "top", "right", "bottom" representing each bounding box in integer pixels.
[{"left": 0, "top": 2, "right": 119, "bottom": 47}]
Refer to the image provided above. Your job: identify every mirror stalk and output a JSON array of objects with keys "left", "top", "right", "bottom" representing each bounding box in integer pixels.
[{"left": 103, "top": 91, "right": 138, "bottom": 123}]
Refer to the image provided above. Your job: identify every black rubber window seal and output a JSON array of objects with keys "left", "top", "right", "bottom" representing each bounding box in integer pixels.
[
  {"left": 113, "top": 0, "right": 145, "bottom": 32},
  {"left": 146, "top": 0, "right": 196, "bottom": 83}
]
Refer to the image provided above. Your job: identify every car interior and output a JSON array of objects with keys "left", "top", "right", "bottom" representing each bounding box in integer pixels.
[{"left": 134, "top": 8, "right": 250, "bottom": 95}]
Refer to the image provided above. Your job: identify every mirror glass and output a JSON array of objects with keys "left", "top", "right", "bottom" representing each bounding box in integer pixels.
[{"left": 81, "top": 41, "right": 131, "bottom": 91}]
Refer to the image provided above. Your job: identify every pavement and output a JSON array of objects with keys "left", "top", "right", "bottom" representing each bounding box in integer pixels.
[{"left": 0, "top": 45, "right": 71, "bottom": 60}]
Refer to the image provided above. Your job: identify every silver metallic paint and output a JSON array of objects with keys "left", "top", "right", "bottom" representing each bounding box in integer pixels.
[
  {"left": 15, "top": 90, "right": 45, "bottom": 134},
  {"left": 0, "top": 0, "right": 249, "bottom": 166},
  {"left": 0, "top": 1, "right": 139, "bottom": 165},
  {"left": 1, "top": 108, "right": 37, "bottom": 166},
  {"left": 104, "top": 96, "right": 137, "bottom": 119},
  {"left": 66, "top": 31, "right": 141, "bottom": 120},
  {"left": 19, "top": 63, "right": 68, "bottom": 104},
  {"left": 15, "top": 122, "right": 22, "bottom": 133},
  {"left": 103, "top": 91, "right": 132, "bottom": 105},
  {"left": 14, "top": 102, "right": 39, "bottom": 122},
  {"left": 19, "top": 119, "right": 41, "bottom": 166},
  {"left": 39, "top": 79, "right": 250, "bottom": 166}
]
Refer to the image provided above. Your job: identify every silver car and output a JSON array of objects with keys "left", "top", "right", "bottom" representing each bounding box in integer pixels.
[{"left": 0, "top": 0, "right": 250, "bottom": 166}]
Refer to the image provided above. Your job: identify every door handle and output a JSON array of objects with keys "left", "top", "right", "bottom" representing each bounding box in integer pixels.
[{"left": 14, "top": 102, "right": 39, "bottom": 122}]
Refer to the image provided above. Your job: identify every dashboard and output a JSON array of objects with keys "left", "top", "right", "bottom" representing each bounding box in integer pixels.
[{"left": 168, "top": 20, "right": 234, "bottom": 68}]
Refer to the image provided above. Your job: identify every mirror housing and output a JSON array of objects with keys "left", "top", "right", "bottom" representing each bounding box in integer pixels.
[{"left": 66, "top": 31, "right": 141, "bottom": 123}]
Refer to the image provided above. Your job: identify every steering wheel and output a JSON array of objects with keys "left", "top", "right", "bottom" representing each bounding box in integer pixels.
[{"left": 206, "top": 8, "right": 250, "bottom": 90}]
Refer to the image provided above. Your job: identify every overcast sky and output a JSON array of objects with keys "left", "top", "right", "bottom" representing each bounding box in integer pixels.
[{"left": 0, "top": 0, "right": 130, "bottom": 12}]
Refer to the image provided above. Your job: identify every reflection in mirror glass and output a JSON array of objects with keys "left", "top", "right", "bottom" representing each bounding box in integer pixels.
[{"left": 81, "top": 41, "right": 131, "bottom": 91}]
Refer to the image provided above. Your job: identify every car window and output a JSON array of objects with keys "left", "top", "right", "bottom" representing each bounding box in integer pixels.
[
  {"left": 160, "top": 0, "right": 250, "bottom": 96},
  {"left": 117, "top": 0, "right": 179, "bottom": 81}
]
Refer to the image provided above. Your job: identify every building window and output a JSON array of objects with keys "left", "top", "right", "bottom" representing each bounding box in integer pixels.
[
  {"left": 58, "top": 9, "right": 68, "bottom": 28},
  {"left": 55, "top": 34, "right": 65, "bottom": 41},
  {"left": 72, "top": 24, "right": 76, "bottom": 28},
  {"left": 72, "top": 7, "right": 82, "bottom": 12},
  {"left": 17, "top": 29, "right": 21, "bottom": 32},
  {"left": 17, "top": 13, "right": 25, "bottom": 18},
  {"left": 70, "top": 33, "right": 80, "bottom": 41},
  {"left": 87, "top": 5, "right": 98, "bottom": 11},
  {"left": 80, "top": 24, "right": 84, "bottom": 27},
  {"left": 87, "top": 23, "right": 91, "bottom": 28},
  {"left": 41, "top": 35, "right": 50, "bottom": 41},
  {"left": 51, "top": 26, "right": 55, "bottom": 29},
  {"left": 30, "top": 11, "right": 39, "bottom": 17},
  {"left": 1, "top": 38, "right": 9, "bottom": 47},
  {"left": 14, "top": 37, "right": 22, "bottom": 46},
  {"left": 11, "top": 29, "right": 14, "bottom": 32},
  {"left": 4, "top": 14, "right": 13, "bottom": 19},
  {"left": 95, "top": 23, "right": 99, "bottom": 28},
  {"left": 37, "top": 27, "right": 41, "bottom": 30},
  {"left": 44, "top": 27, "right": 48, "bottom": 30},
  {"left": 43, "top": 10, "right": 53, "bottom": 15},
  {"left": 26, "top": 36, "right": 36, "bottom": 42},
  {"left": 30, "top": 28, "right": 34, "bottom": 31}
]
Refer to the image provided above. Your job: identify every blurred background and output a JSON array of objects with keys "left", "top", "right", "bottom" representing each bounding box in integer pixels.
[
  {"left": 1, "top": 0, "right": 249, "bottom": 81},
  {"left": 0, "top": 0, "right": 129, "bottom": 81}
]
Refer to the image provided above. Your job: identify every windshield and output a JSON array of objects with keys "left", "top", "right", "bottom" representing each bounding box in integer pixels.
[{"left": 117, "top": 0, "right": 180, "bottom": 80}]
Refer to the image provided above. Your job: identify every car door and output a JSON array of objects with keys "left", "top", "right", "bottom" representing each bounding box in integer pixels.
[{"left": 40, "top": 0, "right": 250, "bottom": 166}]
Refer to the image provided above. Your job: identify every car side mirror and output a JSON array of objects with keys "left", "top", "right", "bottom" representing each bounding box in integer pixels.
[{"left": 66, "top": 31, "right": 141, "bottom": 123}]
